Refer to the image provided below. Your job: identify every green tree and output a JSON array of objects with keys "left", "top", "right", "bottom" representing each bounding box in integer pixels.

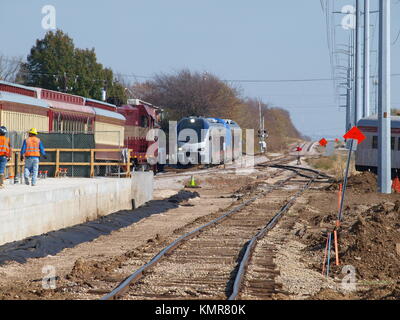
[
  {"left": 22, "top": 30, "right": 127, "bottom": 105},
  {"left": 23, "top": 30, "right": 75, "bottom": 91},
  {"left": 73, "top": 48, "right": 104, "bottom": 99}
]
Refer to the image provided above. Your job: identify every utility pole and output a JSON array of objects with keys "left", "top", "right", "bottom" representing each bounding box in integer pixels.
[
  {"left": 63, "top": 72, "right": 67, "bottom": 93},
  {"left": 346, "top": 62, "right": 352, "bottom": 132},
  {"left": 347, "top": 32, "right": 354, "bottom": 131},
  {"left": 363, "top": 0, "right": 370, "bottom": 118},
  {"left": 258, "top": 101, "right": 267, "bottom": 153},
  {"left": 378, "top": 0, "right": 391, "bottom": 194},
  {"left": 350, "top": 26, "right": 356, "bottom": 126},
  {"left": 354, "top": 0, "right": 363, "bottom": 124}
]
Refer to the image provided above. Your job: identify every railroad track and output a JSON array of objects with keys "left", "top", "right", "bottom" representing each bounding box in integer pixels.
[
  {"left": 101, "top": 165, "right": 329, "bottom": 300},
  {"left": 306, "top": 141, "right": 316, "bottom": 153},
  {"left": 157, "top": 154, "right": 295, "bottom": 178}
]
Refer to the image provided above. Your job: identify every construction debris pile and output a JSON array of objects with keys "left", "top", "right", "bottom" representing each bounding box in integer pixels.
[{"left": 295, "top": 172, "right": 400, "bottom": 299}]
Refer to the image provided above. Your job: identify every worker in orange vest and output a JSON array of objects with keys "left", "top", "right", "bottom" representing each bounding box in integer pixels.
[
  {"left": 0, "top": 126, "right": 12, "bottom": 189},
  {"left": 295, "top": 145, "right": 302, "bottom": 165},
  {"left": 20, "top": 128, "right": 47, "bottom": 186}
]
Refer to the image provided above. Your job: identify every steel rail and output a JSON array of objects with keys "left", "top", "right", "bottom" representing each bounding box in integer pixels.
[
  {"left": 306, "top": 142, "right": 316, "bottom": 153},
  {"left": 258, "top": 164, "right": 333, "bottom": 180},
  {"left": 158, "top": 155, "right": 295, "bottom": 178},
  {"left": 228, "top": 172, "right": 319, "bottom": 300},
  {"left": 102, "top": 164, "right": 326, "bottom": 300},
  {"left": 101, "top": 173, "right": 293, "bottom": 300}
]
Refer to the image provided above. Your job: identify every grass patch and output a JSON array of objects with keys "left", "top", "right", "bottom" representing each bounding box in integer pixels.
[{"left": 306, "top": 151, "right": 356, "bottom": 180}]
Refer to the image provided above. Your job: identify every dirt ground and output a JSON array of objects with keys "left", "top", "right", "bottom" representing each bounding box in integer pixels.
[
  {"left": 286, "top": 171, "right": 400, "bottom": 300},
  {"left": 0, "top": 149, "right": 399, "bottom": 300},
  {"left": 0, "top": 165, "right": 266, "bottom": 300}
]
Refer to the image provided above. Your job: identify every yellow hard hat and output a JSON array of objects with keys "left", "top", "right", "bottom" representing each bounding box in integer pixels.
[{"left": 29, "top": 128, "right": 38, "bottom": 135}]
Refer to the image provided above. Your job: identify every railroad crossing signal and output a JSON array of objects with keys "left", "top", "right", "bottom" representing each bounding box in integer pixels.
[{"left": 258, "top": 129, "right": 268, "bottom": 138}]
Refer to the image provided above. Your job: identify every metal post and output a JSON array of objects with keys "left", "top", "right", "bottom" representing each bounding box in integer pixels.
[
  {"left": 71, "top": 132, "right": 74, "bottom": 177},
  {"left": 351, "top": 27, "right": 356, "bottom": 126},
  {"left": 378, "top": 0, "right": 391, "bottom": 194},
  {"left": 363, "top": 0, "right": 370, "bottom": 117},
  {"left": 354, "top": 0, "right": 363, "bottom": 124},
  {"left": 338, "top": 139, "right": 354, "bottom": 221},
  {"left": 14, "top": 152, "right": 19, "bottom": 184},
  {"left": 346, "top": 66, "right": 352, "bottom": 132},
  {"left": 374, "top": 77, "right": 379, "bottom": 115}
]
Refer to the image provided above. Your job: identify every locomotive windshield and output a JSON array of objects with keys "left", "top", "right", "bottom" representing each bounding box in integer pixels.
[{"left": 177, "top": 118, "right": 208, "bottom": 143}]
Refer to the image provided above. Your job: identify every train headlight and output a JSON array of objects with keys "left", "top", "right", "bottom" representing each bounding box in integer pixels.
[{"left": 178, "top": 147, "right": 183, "bottom": 151}]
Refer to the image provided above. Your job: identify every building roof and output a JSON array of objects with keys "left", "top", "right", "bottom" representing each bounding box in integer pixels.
[
  {"left": 0, "top": 80, "right": 38, "bottom": 94},
  {"left": 358, "top": 115, "right": 400, "bottom": 129},
  {"left": 0, "top": 91, "right": 49, "bottom": 108},
  {"left": 85, "top": 98, "right": 117, "bottom": 109},
  {"left": 44, "top": 99, "right": 95, "bottom": 115},
  {"left": 93, "top": 107, "right": 126, "bottom": 121}
]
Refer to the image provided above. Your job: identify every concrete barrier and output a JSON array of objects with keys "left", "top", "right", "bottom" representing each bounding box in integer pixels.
[{"left": 0, "top": 172, "right": 153, "bottom": 246}]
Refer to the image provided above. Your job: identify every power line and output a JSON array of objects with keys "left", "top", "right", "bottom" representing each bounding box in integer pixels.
[
  {"left": 392, "top": 28, "right": 400, "bottom": 45},
  {"left": 10, "top": 69, "right": 400, "bottom": 84}
]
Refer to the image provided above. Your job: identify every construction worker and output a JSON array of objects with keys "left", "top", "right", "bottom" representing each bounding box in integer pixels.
[
  {"left": 295, "top": 145, "right": 302, "bottom": 165},
  {"left": 20, "top": 128, "right": 47, "bottom": 186},
  {"left": 0, "top": 126, "right": 11, "bottom": 189}
]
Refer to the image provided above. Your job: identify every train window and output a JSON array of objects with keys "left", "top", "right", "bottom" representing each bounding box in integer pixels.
[
  {"left": 141, "top": 116, "right": 149, "bottom": 128},
  {"left": 372, "top": 136, "right": 378, "bottom": 149},
  {"left": 392, "top": 137, "right": 395, "bottom": 150},
  {"left": 398, "top": 138, "right": 400, "bottom": 150}
]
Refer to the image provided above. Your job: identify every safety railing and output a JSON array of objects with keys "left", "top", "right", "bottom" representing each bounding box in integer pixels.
[{"left": 6, "top": 148, "right": 132, "bottom": 178}]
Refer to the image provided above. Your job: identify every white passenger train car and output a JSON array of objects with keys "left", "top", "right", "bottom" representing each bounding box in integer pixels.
[{"left": 356, "top": 115, "right": 400, "bottom": 176}]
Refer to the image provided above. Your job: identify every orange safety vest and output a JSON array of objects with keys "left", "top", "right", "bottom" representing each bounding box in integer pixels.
[
  {"left": 25, "top": 136, "right": 41, "bottom": 157},
  {"left": 0, "top": 136, "right": 11, "bottom": 157}
]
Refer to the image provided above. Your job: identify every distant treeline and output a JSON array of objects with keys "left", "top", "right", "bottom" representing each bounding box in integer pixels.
[
  {"left": 0, "top": 30, "right": 304, "bottom": 151},
  {"left": 131, "top": 70, "right": 304, "bottom": 151}
]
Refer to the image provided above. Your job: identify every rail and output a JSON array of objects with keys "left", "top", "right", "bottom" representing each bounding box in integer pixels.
[
  {"left": 6, "top": 148, "right": 133, "bottom": 178},
  {"left": 101, "top": 164, "right": 329, "bottom": 300},
  {"left": 228, "top": 168, "right": 319, "bottom": 300},
  {"left": 100, "top": 166, "right": 300, "bottom": 300}
]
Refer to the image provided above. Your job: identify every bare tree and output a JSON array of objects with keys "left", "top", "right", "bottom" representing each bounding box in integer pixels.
[
  {"left": 130, "top": 69, "right": 243, "bottom": 121},
  {"left": 0, "top": 54, "right": 23, "bottom": 82},
  {"left": 114, "top": 73, "right": 135, "bottom": 100},
  {"left": 130, "top": 69, "right": 302, "bottom": 152}
]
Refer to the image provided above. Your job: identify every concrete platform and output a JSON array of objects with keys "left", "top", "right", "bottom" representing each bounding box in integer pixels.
[{"left": 0, "top": 172, "right": 153, "bottom": 246}]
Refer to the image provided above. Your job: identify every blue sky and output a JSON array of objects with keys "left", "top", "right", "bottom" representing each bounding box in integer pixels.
[{"left": 1, "top": 0, "right": 399, "bottom": 139}]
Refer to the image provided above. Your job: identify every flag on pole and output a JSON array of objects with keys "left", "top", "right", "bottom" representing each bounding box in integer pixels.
[{"left": 343, "top": 127, "right": 366, "bottom": 144}]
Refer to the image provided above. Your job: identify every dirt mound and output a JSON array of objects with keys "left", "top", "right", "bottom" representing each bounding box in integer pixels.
[
  {"left": 310, "top": 286, "right": 400, "bottom": 300},
  {"left": 334, "top": 201, "right": 400, "bottom": 280},
  {"left": 301, "top": 200, "right": 400, "bottom": 282},
  {"left": 325, "top": 172, "right": 378, "bottom": 193},
  {"left": 347, "top": 172, "right": 378, "bottom": 193},
  {"left": 309, "top": 288, "right": 358, "bottom": 300}
]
